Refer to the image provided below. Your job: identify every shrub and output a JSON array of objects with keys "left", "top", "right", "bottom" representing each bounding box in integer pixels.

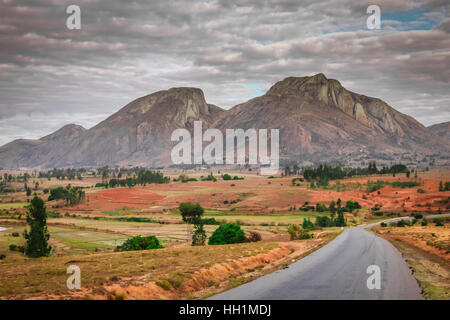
[
  {"left": 380, "top": 222, "right": 387, "bottom": 227},
  {"left": 421, "top": 219, "right": 428, "bottom": 226},
  {"left": 0, "top": 254, "right": 5, "bottom": 260},
  {"left": 201, "top": 217, "right": 220, "bottom": 225},
  {"left": 288, "top": 224, "right": 313, "bottom": 240},
  {"left": 316, "top": 203, "right": 327, "bottom": 212},
  {"left": 396, "top": 219, "right": 409, "bottom": 227},
  {"left": 208, "top": 223, "right": 246, "bottom": 245},
  {"left": 11, "top": 232, "right": 19, "bottom": 237},
  {"left": 222, "top": 173, "right": 232, "bottom": 180},
  {"left": 9, "top": 244, "right": 17, "bottom": 251},
  {"left": 156, "top": 279, "right": 172, "bottom": 290},
  {"left": 46, "top": 211, "right": 61, "bottom": 218},
  {"left": 434, "top": 218, "right": 444, "bottom": 227},
  {"left": 315, "top": 216, "right": 335, "bottom": 227},
  {"left": 391, "top": 181, "right": 420, "bottom": 188},
  {"left": 118, "top": 235, "right": 163, "bottom": 251},
  {"left": 302, "top": 218, "right": 314, "bottom": 230},
  {"left": 247, "top": 231, "right": 262, "bottom": 242},
  {"left": 343, "top": 200, "right": 361, "bottom": 213}
]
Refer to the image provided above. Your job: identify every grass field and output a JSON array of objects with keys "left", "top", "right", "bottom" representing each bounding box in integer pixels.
[{"left": 0, "top": 240, "right": 280, "bottom": 299}]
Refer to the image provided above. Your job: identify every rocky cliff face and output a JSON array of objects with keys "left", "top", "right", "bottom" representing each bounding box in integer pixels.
[
  {"left": 0, "top": 74, "right": 448, "bottom": 169},
  {"left": 214, "top": 74, "right": 449, "bottom": 163},
  {"left": 0, "top": 88, "right": 224, "bottom": 168}
]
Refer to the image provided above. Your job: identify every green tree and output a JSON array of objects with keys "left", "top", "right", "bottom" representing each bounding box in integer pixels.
[
  {"left": 329, "top": 201, "right": 337, "bottom": 218},
  {"left": 222, "top": 173, "right": 232, "bottom": 180},
  {"left": 335, "top": 210, "right": 347, "bottom": 227},
  {"left": 192, "top": 224, "right": 207, "bottom": 246},
  {"left": 208, "top": 223, "right": 246, "bottom": 245},
  {"left": 179, "top": 202, "right": 206, "bottom": 246},
  {"left": 23, "top": 195, "right": 51, "bottom": 257},
  {"left": 118, "top": 235, "right": 163, "bottom": 251}
]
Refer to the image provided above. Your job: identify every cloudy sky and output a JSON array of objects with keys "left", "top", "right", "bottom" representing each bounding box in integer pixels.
[{"left": 0, "top": 0, "right": 449, "bottom": 146}]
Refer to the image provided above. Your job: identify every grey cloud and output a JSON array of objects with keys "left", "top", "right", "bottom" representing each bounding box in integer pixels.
[{"left": 0, "top": 0, "right": 449, "bottom": 146}]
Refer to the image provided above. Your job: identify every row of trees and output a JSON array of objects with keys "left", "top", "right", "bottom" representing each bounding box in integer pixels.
[
  {"left": 302, "top": 163, "right": 410, "bottom": 182},
  {"left": 38, "top": 168, "right": 85, "bottom": 181},
  {"left": 98, "top": 169, "right": 169, "bottom": 188},
  {"left": 47, "top": 185, "right": 86, "bottom": 206}
]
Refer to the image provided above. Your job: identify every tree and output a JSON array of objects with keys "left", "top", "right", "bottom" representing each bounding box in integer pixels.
[
  {"left": 179, "top": 202, "right": 206, "bottom": 246},
  {"left": 23, "top": 195, "right": 51, "bottom": 257},
  {"left": 192, "top": 224, "right": 207, "bottom": 246},
  {"left": 335, "top": 210, "right": 347, "bottom": 227},
  {"left": 208, "top": 223, "right": 246, "bottom": 245},
  {"left": 118, "top": 235, "right": 163, "bottom": 251},
  {"left": 222, "top": 173, "right": 232, "bottom": 180},
  {"left": 302, "top": 218, "right": 314, "bottom": 230},
  {"left": 329, "top": 201, "right": 337, "bottom": 218},
  {"left": 179, "top": 202, "right": 204, "bottom": 225}
]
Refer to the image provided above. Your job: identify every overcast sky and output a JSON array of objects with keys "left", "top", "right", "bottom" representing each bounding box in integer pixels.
[{"left": 0, "top": 0, "right": 449, "bottom": 146}]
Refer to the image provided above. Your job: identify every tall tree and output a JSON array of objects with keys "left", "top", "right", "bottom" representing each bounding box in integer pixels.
[
  {"left": 23, "top": 195, "right": 51, "bottom": 257},
  {"left": 179, "top": 202, "right": 206, "bottom": 246}
]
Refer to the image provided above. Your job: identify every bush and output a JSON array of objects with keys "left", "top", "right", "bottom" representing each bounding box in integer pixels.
[
  {"left": 156, "top": 279, "right": 172, "bottom": 290},
  {"left": 0, "top": 254, "right": 5, "bottom": 260},
  {"left": 11, "top": 232, "right": 19, "bottom": 237},
  {"left": 208, "top": 223, "right": 246, "bottom": 245},
  {"left": 302, "top": 218, "right": 314, "bottom": 230},
  {"left": 316, "top": 203, "right": 327, "bottom": 212},
  {"left": 391, "top": 181, "right": 420, "bottom": 188},
  {"left": 288, "top": 225, "right": 313, "bottom": 240},
  {"left": 433, "top": 218, "right": 444, "bottom": 227},
  {"left": 46, "top": 211, "right": 61, "bottom": 218},
  {"left": 9, "top": 244, "right": 17, "bottom": 251},
  {"left": 201, "top": 217, "right": 220, "bottom": 225},
  {"left": 222, "top": 173, "right": 232, "bottom": 180},
  {"left": 396, "top": 219, "right": 409, "bottom": 227},
  {"left": 421, "top": 219, "right": 428, "bottom": 226},
  {"left": 247, "top": 231, "right": 262, "bottom": 242},
  {"left": 118, "top": 235, "right": 163, "bottom": 251},
  {"left": 380, "top": 222, "right": 387, "bottom": 227},
  {"left": 315, "top": 216, "right": 335, "bottom": 227},
  {"left": 343, "top": 200, "right": 361, "bottom": 213}
]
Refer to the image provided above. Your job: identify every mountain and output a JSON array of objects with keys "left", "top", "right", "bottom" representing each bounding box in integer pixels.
[
  {"left": 428, "top": 121, "right": 450, "bottom": 140},
  {"left": 213, "top": 73, "right": 449, "bottom": 165},
  {"left": 0, "top": 124, "right": 86, "bottom": 169},
  {"left": 0, "top": 88, "right": 223, "bottom": 169},
  {"left": 0, "top": 74, "right": 448, "bottom": 169}
]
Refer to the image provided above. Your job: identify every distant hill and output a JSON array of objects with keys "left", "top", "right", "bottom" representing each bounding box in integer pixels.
[
  {"left": 428, "top": 121, "right": 450, "bottom": 140},
  {"left": 0, "top": 74, "right": 448, "bottom": 169}
]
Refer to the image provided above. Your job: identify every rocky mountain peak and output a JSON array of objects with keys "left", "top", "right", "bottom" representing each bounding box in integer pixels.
[{"left": 40, "top": 124, "right": 86, "bottom": 142}]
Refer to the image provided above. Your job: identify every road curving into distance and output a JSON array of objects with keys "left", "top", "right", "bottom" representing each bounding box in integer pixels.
[{"left": 210, "top": 214, "right": 449, "bottom": 300}]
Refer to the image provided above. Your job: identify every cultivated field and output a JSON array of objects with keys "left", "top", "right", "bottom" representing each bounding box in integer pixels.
[{"left": 0, "top": 169, "right": 449, "bottom": 299}]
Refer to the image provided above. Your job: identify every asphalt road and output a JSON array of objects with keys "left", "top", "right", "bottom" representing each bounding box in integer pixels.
[{"left": 210, "top": 227, "right": 426, "bottom": 300}]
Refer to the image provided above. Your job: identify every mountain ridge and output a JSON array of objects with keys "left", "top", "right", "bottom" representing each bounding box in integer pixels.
[{"left": 0, "top": 73, "right": 448, "bottom": 169}]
